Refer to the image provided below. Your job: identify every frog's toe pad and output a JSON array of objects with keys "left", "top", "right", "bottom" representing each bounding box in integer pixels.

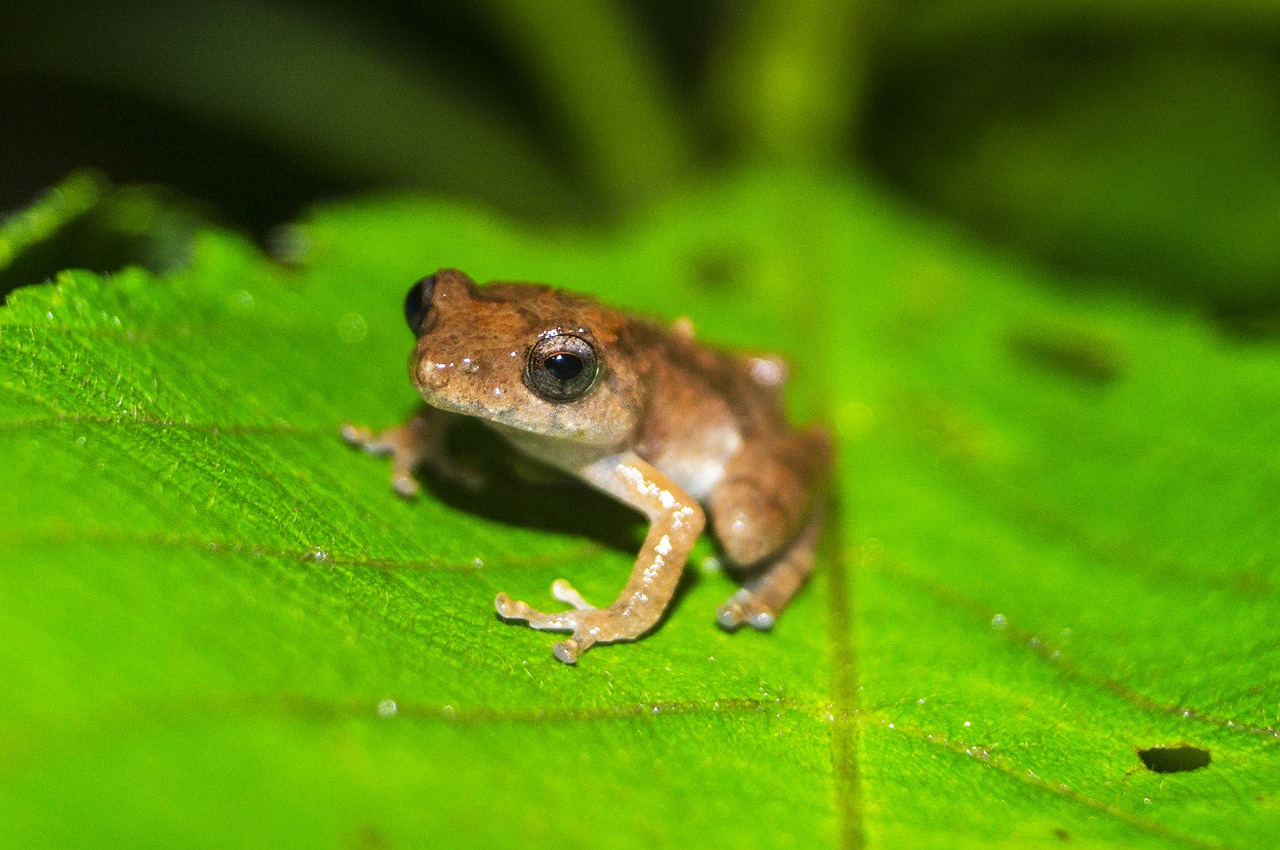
[
  {"left": 495, "top": 592, "right": 529, "bottom": 620},
  {"left": 553, "top": 638, "right": 583, "bottom": 664},
  {"left": 391, "top": 471, "right": 421, "bottom": 498},
  {"left": 341, "top": 423, "right": 376, "bottom": 450}
]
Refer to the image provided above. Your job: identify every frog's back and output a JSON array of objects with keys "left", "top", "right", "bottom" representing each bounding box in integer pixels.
[
  {"left": 628, "top": 319, "right": 796, "bottom": 501},
  {"left": 649, "top": 320, "right": 791, "bottom": 428}
]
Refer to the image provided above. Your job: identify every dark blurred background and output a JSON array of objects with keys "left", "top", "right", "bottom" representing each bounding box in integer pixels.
[{"left": 3, "top": 0, "right": 1279, "bottom": 327}]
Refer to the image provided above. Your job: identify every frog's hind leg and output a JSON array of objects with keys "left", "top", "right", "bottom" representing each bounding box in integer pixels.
[
  {"left": 709, "top": 426, "right": 831, "bottom": 631},
  {"left": 716, "top": 506, "right": 822, "bottom": 630}
]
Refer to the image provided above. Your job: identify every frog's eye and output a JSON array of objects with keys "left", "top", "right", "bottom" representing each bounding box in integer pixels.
[
  {"left": 403, "top": 274, "right": 437, "bottom": 336},
  {"left": 525, "top": 334, "right": 599, "bottom": 402}
]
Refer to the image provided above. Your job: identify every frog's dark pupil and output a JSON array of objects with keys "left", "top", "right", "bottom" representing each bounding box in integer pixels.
[{"left": 544, "top": 352, "right": 584, "bottom": 382}]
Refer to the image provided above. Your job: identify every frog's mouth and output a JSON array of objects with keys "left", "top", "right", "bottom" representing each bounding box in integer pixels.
[{"left": 415, "top": 386, "right": 499, "bottom": 420}]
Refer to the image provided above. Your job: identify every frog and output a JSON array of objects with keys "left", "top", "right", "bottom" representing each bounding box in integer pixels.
[{"left": 343, "top": 269, "right": 831, "bottom": 664}]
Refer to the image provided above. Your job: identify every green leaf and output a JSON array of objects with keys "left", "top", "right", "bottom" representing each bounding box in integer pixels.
[{"left": 1, "top": 172, "right": 1277, "bottom": 848}]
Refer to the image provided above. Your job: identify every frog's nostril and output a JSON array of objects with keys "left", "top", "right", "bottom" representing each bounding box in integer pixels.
[{"left": 404, "top": 274, "right": 437, "bottom": 336}]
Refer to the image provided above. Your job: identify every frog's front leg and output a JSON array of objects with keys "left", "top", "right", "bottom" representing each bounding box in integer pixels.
[
  {"left": 343, "top": 406, "right": 479, "bottom": 497},
  {"left": 495, "top": 451, "right": 705, "bottom": 664}
]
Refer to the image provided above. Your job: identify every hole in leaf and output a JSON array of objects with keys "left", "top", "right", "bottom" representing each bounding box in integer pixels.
[{"left": 1137, "top": 745, "right": 1210, "bottom": 773}]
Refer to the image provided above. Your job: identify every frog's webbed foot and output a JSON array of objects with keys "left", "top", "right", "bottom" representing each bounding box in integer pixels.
[{"left": 495, "top": 584, "right": 606, "bottom": 664}]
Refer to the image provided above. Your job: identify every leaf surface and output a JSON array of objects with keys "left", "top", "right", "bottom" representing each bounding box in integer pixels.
[{"left": 1, "top": 173, "right": 1277, "bottom": 849}]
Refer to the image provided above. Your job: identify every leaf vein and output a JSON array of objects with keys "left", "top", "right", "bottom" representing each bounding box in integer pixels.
[{"left": 870, "top": 552, "right": 1280, "bottom": 741}]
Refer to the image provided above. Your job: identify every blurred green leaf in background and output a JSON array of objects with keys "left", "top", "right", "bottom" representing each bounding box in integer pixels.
[{"left": 1, "top": 1, "right": 1278, "bottom": 848}]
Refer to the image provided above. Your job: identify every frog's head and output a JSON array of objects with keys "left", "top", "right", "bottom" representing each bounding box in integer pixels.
[{"left": 403, "top": 269, "right": 646, "bottom": 450}]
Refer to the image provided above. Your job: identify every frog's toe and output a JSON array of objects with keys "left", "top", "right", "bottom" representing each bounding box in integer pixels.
[
  {"left": 716, "top": 589, "right": 777, "bottom": 631},
  {"left": 553, "top": 636, "right": 592, "bottom": 664},
  {"left": 495, "top": 592, "right": 582, "bottom": 631},
  {"left": 551, "top": 578, "right": 597, "bottom": 611},
  {"left": 341, "top": 423, "right": 377, "bottom": 450},
  {"left": 494, "top": 592, "right": 530, "bottom": 620},
  {"left": 391, "top": 470, "right": 421, "bottom": 498}
]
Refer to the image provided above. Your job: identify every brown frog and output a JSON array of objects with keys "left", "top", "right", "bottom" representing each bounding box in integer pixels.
[{"left": 344, "top": 269, "right": 830, "bottom": 664}]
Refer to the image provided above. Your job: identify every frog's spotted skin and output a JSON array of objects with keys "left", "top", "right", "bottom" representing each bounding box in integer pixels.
[{"left": 345, "top": 269, "right": 830, "bottom": 664}]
